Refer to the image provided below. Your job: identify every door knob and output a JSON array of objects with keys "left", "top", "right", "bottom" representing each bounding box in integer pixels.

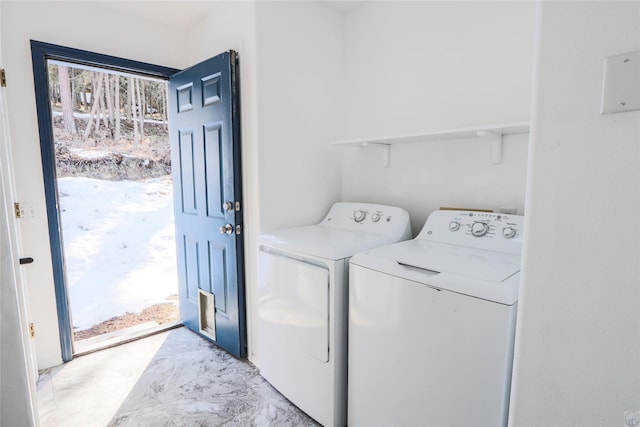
[
  {"left": 223, "top": 201, "right": 233, "bottom": 212},
  {"left": 219, "top": 224, "right": 234, "bottom": 235}
]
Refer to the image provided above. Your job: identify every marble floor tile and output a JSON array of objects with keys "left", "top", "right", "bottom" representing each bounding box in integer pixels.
[{"left": 37, "top": 327, "right": 319, "bottom": 427}]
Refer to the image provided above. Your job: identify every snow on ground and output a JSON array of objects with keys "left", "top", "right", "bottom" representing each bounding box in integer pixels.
[
  {"left": 57, "top": 175, "right": 178, "bottom": 330},
  {"left": 52, "top": 110, "right": 167, "bottom": 124},
  {"left": 69, "top": 148, "right": 112, "bottom": 160}
]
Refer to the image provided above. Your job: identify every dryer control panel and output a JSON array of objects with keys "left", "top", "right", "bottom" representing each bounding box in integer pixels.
[
  {"left": 417, "top": 210, "right": 525, "bottom": 255},
  {"left": 319, "top": 202, "right": 412, "bottom": 242}
]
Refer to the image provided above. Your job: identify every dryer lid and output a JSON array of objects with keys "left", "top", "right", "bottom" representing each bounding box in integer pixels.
[
  {"left": 258, "top": 225, "right": 393, "bottom": 260},
  {"left": 388, "top": 239, "right": 521, "bottom": 282}
]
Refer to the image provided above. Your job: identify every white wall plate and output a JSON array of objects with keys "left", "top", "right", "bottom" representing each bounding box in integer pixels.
[{"left": 601, "top": 51, "right": 640, "bottom": 114}]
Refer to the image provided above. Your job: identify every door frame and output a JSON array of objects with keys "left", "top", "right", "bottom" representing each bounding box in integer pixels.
[{"left": 30, "top": 40, "right": 180, "bottom": 362}]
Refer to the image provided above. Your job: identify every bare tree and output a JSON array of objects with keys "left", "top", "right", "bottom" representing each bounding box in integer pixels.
[
  {"left": 114, "top": 75, "right": 121, "bottom": 142},
  {"left": 58, "top": 65, "right": 77, "bottom": 134},
  {"left": 82, "top": 73, "right": 105, "bottom": 141},
  {"left": 98, "top": 86, "right": 109, "bottom": 131},
  {"left": 129, "top": 76, "right": 139, "bottom": 146},
  {"left": 162, "top": 85, "right": 168, "bottom": 126},
  {"left": 104, "top": 74, "right": 114, "bottom": 126},
  {"left": 70, "top": 68, "right": 79, "bottom": 111},
  {"left": 136, "top": 78, "right": 145, "bottom": 145}
]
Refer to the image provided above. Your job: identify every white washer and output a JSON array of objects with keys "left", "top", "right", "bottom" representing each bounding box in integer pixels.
[
  {"left": 348, "top": 210, "right": 524, "bottom": 427},
  {"left": 256, "top": 202, "right": 411, "bottom": 427}
]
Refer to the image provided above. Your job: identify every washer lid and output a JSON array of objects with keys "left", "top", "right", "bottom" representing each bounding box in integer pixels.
[
  {"left": 258, "top": 225, "right": 393, "bottom": 260},
  {"left": 349, "top": 239, "right": 522, "bottom": 305},
  {"left": 393, "top": 239, "right": 521, "bottom": 282}
]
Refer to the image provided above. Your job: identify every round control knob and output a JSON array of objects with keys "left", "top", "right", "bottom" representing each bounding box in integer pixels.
[
  {"left": 502, "top": 227, "right": 517, "bottom": 239},
  {"left": 371, "top": 213, "right": 381, "bottom": 223},
  {"left": 449, "top": 221, "right": 461, "bottom": 232},
  {"left": 353, "top": 210, "right": 367, "bottom": 223},
  {"left": 471, "top": 222, "right": 489, "bottom": 237}
]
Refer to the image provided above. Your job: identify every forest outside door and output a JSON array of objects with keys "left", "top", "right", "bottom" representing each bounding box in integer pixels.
[{"left": 168, "top": 51, "right": 246, "bottom": 358}]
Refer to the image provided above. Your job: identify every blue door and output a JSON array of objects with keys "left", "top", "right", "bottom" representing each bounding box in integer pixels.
[{"left": 168, "top": 51, "right": 246, "bottom": 358}]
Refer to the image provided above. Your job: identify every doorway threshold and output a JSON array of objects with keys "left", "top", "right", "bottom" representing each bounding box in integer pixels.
[{"left": 73, "top": 321, "right": 183, "bottom": 357}]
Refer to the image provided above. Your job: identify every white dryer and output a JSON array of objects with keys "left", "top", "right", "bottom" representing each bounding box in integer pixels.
[
  {"left": 348, "top": 210, "right": 524, "bottom": 427},
  {"left": 256, "top": 202, "right": 411, "bottom": 427}
]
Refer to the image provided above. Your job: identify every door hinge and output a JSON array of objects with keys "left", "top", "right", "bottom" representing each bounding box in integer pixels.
[
  {"left": 235, "top": 224, "right": 242, "bottom": 235},
  {"left": 29, "top": 323, "right": 35, "bottom": 338},
  {"left": 235, "top": 201, "right": 241, "bottom": 212},
  {"left": 1, "top": 69, "right": 6, "bottom": 87},
  {"left": 14, "top": 202, "right": 21, "bottom": 218}
]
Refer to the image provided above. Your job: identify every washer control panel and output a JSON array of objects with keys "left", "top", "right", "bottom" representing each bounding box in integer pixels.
[
  {"left": 320, "top": 202, "right": 412, "bottom": 241},
  {"left": 351, "top": 208, "right": 388, "bottom": 224},
  {"left": 418, "top": 210, "right": 525, "bottom": 254}
]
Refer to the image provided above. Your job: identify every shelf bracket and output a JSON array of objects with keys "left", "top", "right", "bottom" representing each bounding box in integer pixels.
[
  {"left": 476, "top": 130, "right": 503, "bottom": 165},
  {"left": 361, "top": 141, "right": 391, "bottom": 168}
]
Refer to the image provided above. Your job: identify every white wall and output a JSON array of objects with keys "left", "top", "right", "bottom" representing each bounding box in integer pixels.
[
  {"left": 340, "top": 1, "right": 536, "bottom": 233},
  {"left": 510, "top": 1, "right": 640, "bottom": 425},
  {"left": 0, "top": 4, "right": 38, "bottom": 420},
  {"left": 1, "top": 0, "right": 193, "bottom": 369},
  {"left": 0, "top": 122, "right": 36, "bottom": 427},
  {"left": 255, "top": 1, "right": 344, "bottom": 233}
]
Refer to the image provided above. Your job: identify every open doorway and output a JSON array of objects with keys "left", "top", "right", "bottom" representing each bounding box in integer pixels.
[
  {"left": 33, "top": 41, "right": 246, "bottom": 363},
  {"left": 47, "top": 61, "right": 180, "bottom": 355}
]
